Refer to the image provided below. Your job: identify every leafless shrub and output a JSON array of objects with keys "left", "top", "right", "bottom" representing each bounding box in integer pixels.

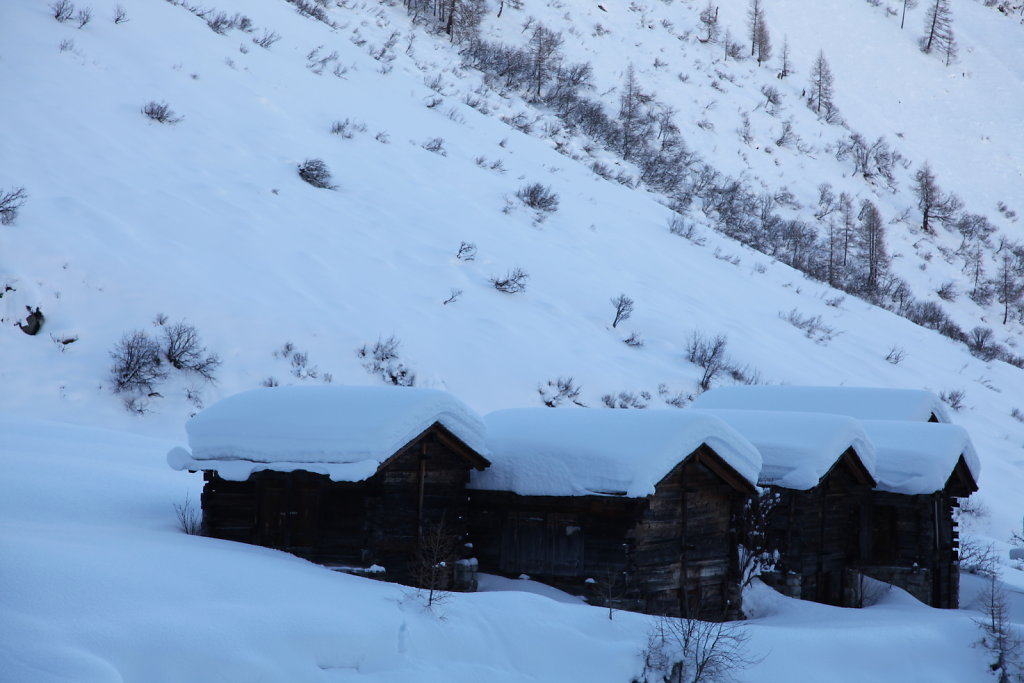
[
  {"left": 297, "top": 158, "right": 336, "bottom": 189},
  {"left": 1011, "top": 408, "right": 1024, "bottom": 423},
  {"left": 261, "top": 376, "right": 279, "bottom": 388},
  {"left": 601, "top": 390, "right": 650, "bottom": 409},
  {"left": 113, "top": 4, "right": 128, "bottom": 23},
  {"left": 59, "top": 38, "right": 75, "bottom": 52},
  {"left": 490, "top": 267, "right": 529, "bottom": 294},
  {"left": 0, "top": 187, "right": 28, "bottom": 226},
  {"left": 206, "top": 11, "right": 234, "bottom": 34},
  {"left": 109, "top": 330, "right": 166, "bottom": 394},
  {"left": 516, "top": 183, "right": 559, "bottom": 212},
  {"left": 937, "top": 280, "right": 958, "bottom": 302},
  {"left": 253, "top": 29, "right": 281, "bottom": 48},
  {"left": 442, "top": 288, "right": 462, "bottom": 305},
  {"left": 422, "top": 137, "right": 447, "bottom": 155},
  {"left": 624, "top": 331, "right": 644, "bottom": 348},
  {"left": 974, "top": 575, "right": 1023, "bottom": 682},
  {"left": 289, "top": 351, "right": 319, "bottom": 379},
  {"left": 668, "top": 215, "right": 705, "bottom": 244},
  {"left": 539, "top": 377, "right": 585, "bottom": 407},
  {"left": 780, "top": 308, "right": 838, "bottom": 344},
  {"left": 456, "top": 241, "right": 477, "bottom": 261},
  {"left": 414, "top": 519, "right": 457, "bottom": 608},
  {"left": 611, "top": 294, "right": 634, "bottom": 328},
  {"left": 174, "top": 492, "right": 202, "bottom": 535},
  {"left": 75, "top": 6, "right": 92, "bottom": 28},
  {"left": 967, "top": 327, "right": 1001, "bottom": 362},
  {"left": 357, "top": 336, "right": 415, "bottom": 386},
  {"left": 638, "top": 614, "right": 757, "bottom": 683},
  {"left": 142, "top": 101, "right": 183, "bottom": 125},
  {"left": 940, "top": 389, "right": 966, "bottom": 411},
  {"left": 51, "top": 0, "right": 74, "bottom": 22},
  {"left": 687, "top": 331, "right": 729, "bottom": 392},
  {"left": 161, "top": 322, "right": 220, "bottom": 381},
  {"left": 885, "top": 345, "right": 906, "bottom": 364},
  {"left": 330, "top": 118, "right": 367, "bottom": 138},
  {"left": 658, "top": 384, "right": 691, "bottom": 408}
]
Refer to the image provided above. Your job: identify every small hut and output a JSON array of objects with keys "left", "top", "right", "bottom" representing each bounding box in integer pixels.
[
  {"left": 859, "top": 421, "right": 980, "bottom": 608},
  {"left": 699, "top": 409, "right": 877, "bottom": 607},
  {"left": 467, "top": 409, "right": 761, "bottom": 620},
  {"left": 692, "top": 386, "right": 951, "bottom": 423},
  {"left": 167, "top": 385, "right": 490, "bottom": 588}
]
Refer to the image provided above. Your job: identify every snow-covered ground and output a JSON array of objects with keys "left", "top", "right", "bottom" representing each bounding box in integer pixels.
[
  {"left": 0, "top": 416, "right": 1015, "bottom": 682},
  {"left": 3, "top": 0, "right": 1024, "bottom": 678}
]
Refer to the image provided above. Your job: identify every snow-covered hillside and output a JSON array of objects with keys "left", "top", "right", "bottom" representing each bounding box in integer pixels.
[{"left": 3, "top": 0, "right": 1024, "bottom": 678}]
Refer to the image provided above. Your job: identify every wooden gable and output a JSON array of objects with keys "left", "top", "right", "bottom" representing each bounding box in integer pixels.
[{"left": 943, "top": 454, "right": 978, "bottom": 498}]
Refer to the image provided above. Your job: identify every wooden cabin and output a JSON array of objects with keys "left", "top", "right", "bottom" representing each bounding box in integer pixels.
[
  {"left": 860, "top": 421, "right": 980, "bottom": 608},
  {"left": 692, "top": 385, "right": 951, "bottom": 424},
  {"left": 467, "top": 409, "right": 761, "bottom": 621},
  {"left": 700, "top": 409, "right": 878, "bottom": 607},
  {"left": 167, "top": 386, "right": 490, "bottom": 588}
]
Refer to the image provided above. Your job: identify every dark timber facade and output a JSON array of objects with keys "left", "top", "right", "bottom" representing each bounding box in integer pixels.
[
  {"left": 199, "top": 423, "right": 490, "bottom": 587},
  {"left": 469, "top": 445, "right": 756, "bottom": 621}
]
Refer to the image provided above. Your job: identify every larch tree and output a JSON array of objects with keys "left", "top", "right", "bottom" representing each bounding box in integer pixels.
[
  {"left": 698, "top": 1, "right": 719, "bottom": 43},
  {"left": 778, "top": 35, "right": 792, "bottom": 78},
  {"left": 808, "top": 50, "right": 835, "bottom": 116},
  {"left": 527, "top": 24, "right": 563, "bottom": 101},
  {"left": 618, "top": 63, "right": 654, "bottom": 162},
  {"left": 747, "top": 0, "right": 765, "bottom": 57},
  {"left": 921, "top": 0, "right": 953, "bottom": 55},
  {"left": 995, "top": 252, "right": 1024, "bottom": 325},
  {"left": 858, "top": 199, "right": 887, "bottom": 296},
  {"left": 914, "top": 162, "right": 962, "bottom": 233}
]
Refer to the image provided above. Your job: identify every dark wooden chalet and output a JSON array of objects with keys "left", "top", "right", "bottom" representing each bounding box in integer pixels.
[
  {"left": 467, "top": 409, "right": 761, "bottom": 621},
  {"left": 701, "top": 409, "right": 879, "bottom": 607},
  {"left": 860, "top": 421, "right": 980, "bottom": 608},
  {"left": 167, "top": 385, "right": 490, "bottom": 588}
]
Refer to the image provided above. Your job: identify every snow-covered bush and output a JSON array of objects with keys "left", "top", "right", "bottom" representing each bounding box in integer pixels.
[
  {"left": 109, "top": 330, "right": 166, "bottom": 395},
  {"left": 356, "top": 336, "right": 416, "bottom": 386},
  {"left": 297, "top": 158, "right": 336, "bottom": 189},
  {"left": 489, "top": 267, "right": 529, "bottom": 294},
  {"left": 516, "top": 183, "right": 559, "bottom": 213},
  {"left": 539, "top": 377, "right": 585, "bottom": 407}
]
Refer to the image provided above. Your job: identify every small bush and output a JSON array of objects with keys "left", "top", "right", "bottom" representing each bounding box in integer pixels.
[
  {"left": 601, "top": 391, "right": 650, "bottom": 409},
  {"left": 539, "top": 377, "right": 585, "bottom": 407},
  {"left": 330, "top": 118, "right": 366, "bottom": 138},
  {"left": 113, "top": 4, "right": 128, "bottom": 23},
  {"left": 967, "top": 326, "right": 1001, "bottom": 362},
  {"left": 160, "top": 321, "right": 221, "bottom": 381},
  {"left": 422, "top": 137, "right": 447, "bottom": 155},
  {"left": 206, "top": 11, "right": 235, "bottom": 34},
  {"left": 781, "top": 308, "right": 838, "bottom": 344},
  {"left": 110, "top": 330, "right": 166, "bottom": 394},
  {"left": 940, "top": 389, "right": 966, "bottom": 411},
  {"left": 357, "top": 336, "right": 415, "bottom": 386},
  {"left": 142, "top": 101, "right": 183, "bottom": 125},
  {"left": 490, "top": 267, "right": 529, "bottom": 294},
  {"left": 0, "top": 187, "right": 28, "bottom": 226},
  {"left": 623, "top": 331, "right": 644, "bottom": 348},
  {"left": 253, "top": 29, "right": 281, "bottom": 48},
  {"left": 516, "top": 183, "right": 559, "bottom": 212},
  {"left": 297, "top": 158, "right": 336, "bottom": 189},
  {"left": 75, "top": 7, "right": 92, "bottom": 28},
  {"left": 51, "top": 0, "right": 74, "bottom": 22},
  {"left": 456, "top": 241, "right": 477, "bottom": 261},
  {"left": 687, "top": 331, "right": 729, "bottom": 392},
  {"left": 174, "top": 492, "right": 202, "bottom": 535},
  {"left": 885, "top": 345, "right": 906, "bottom": 365}
]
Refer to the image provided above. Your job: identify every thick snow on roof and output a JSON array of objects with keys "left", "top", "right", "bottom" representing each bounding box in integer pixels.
[
  {"left": 691, "top": 386, "right": 951, "bottom": 423},
  {"left": 696, "top": 410, "right": 876, "bottom": 490},
  {"left": 470, "top": 408, "right": 761, "bottom": 497},
  {"left": 860, "top": 421, "right": 980, "bottom": 495},
  {"left": 167, "top": 385, "right": 488, "bottom": 482}
]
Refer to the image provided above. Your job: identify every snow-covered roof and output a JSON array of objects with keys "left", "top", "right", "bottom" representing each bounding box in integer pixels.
[
  {"left": 695, "top": 410, "right": 876, "bottom": 490},
  {"left": 167, "top": 385, "right": 488, "bottom": 482},
  {"left": 860, "top": 421, "right": 980, "bottom": 495},
  {"left": 469, "top": 408, "right": 761, "bottom": 497},
  {"left": 691, "top": 386, "right": 951, "bottom": 423}
]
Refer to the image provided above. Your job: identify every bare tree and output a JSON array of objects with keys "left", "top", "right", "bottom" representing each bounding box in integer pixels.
[
  {"left": 777, "top": 35, "right": 792, "bottom": 78},
  {"left": 109, "top": 330, "right": 166, "bottom": 394},
  {"left": 618, "top": 64, "right": 654, "bottom": 162},
  {"left": 914, "top": 162, "right": 962, "bottom": 233},
  {"left": 975, "top": 575, "right": 1022, "bottom": 682},
  {"left": 414, "top": 518, "right": 458, "bottom": 608},
  {"left": 994, "top": 253, "right": 1024, "bottom": 325},
  {"left": 698, "top": 2, "right": 719, "bottom": 43},
  {"left": 921, "top": 0, "right": 954, "bottom": 56},
  {"left": 0, "top": 187, "right": 28, "bottom": 225},
  {"left": 747, "top": 0, "right": 764, "bottom": 57},
  {"left": 611, "top": 293, "right": 634, "bottom": 328},
  {"left": 639, "top": 614, "right": 757, "bottom": 683},
  {"left": 526, "top": 23, "right": 563, "bottom": 101},
  {"left": 686, "top": 331, "right": 729, "bottom": 392},
  {"left": 808, "top": 51, "right": 835, "bottom": 117},
  {"left": 857, "top": 199, "right": 887, "bottom": 296}
]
